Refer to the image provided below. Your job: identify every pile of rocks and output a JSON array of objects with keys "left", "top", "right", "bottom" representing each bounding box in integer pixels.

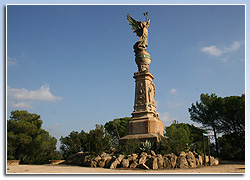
[{"left": 61, "top": 150, "right": 219, "bottom": 170}]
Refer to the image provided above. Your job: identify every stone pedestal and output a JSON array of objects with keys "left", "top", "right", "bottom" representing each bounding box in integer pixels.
[{"left": 120, "top": 46, "right": 164, "bottom": 143}]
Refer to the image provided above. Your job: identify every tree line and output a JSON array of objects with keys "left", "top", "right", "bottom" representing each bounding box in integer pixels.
[
  {"left": 7, "top": 110, "right": 61, "bottom": 164},
  {"left": 7, "top": 93, "right": 244, "bottom": 164},
  {"left": 189, "top": 93, "right": 245, "bottom": 160}
]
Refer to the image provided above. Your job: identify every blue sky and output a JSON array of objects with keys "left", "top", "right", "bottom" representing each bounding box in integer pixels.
[{"left": 6, "top": 4, "right": 245, "bottom": 148}]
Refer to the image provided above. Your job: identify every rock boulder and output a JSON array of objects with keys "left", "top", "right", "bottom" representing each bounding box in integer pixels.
[{"left": 176, "top": 152, "right": 188, "bottom": 169}]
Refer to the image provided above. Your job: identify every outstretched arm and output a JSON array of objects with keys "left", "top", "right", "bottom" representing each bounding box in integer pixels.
[{"left": 147, "top": 18, "right": 150, "bottom": 27}]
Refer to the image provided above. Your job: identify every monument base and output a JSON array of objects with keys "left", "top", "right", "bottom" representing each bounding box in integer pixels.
[
  {"left": 119, "top": 133, "right": 163, "bottom": 144},
  {"left": 128, "top": 117, "right": 163, "bottom": 135},
  {"left": 119, "top": 110, "right": 164, "bottom": 145}
]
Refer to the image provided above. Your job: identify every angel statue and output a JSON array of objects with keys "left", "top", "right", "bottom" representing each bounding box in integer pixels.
[{"left": 127, "top": 13, "right": 150, "bottom": 50}]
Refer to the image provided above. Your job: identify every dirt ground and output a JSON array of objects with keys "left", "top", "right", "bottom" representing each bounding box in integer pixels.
[{"left": 6, "top": 161, "right": 245, "bottom": 174}]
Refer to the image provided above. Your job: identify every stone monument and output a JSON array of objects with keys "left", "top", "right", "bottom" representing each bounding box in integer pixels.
[{"left": 120, "top": 13, "right": 164, "bottom": 143}]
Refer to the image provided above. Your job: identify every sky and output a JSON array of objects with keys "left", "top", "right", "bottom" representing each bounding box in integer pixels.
[{"left": 5, "top": 4, "right": 245, "bottom": 150}]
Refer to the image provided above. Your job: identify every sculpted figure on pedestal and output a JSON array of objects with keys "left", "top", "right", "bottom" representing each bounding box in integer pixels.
[
  {"left": 119, "top": 12, "right": 164, "bottom": 141},
  {"left": 127, "top": 13, "right": 150, "bottom": 51}
]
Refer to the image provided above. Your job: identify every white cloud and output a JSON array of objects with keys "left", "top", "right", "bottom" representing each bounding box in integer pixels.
[
  {"left": 224, "top": 41, "right": 241, "bottom": 52},
  {"left": 7, "top": 56, "right": 18, "bottom": 66},
  {"left": 45, "top": 123, "right": 60, "bottom": 136},
  {"left": 165, "top": 101, "right": 183, "bottom": 108},
  {"left": 9, "top": 101, "right": 32, "bottom": 109},
  {"left": 159, "top": 112, "right": 176, "bottom": 123},
  {"left": 7, "top": 84, "right": 62, "bottom": 109},
  {"left": 8, "top": 84, "right": 62, "bottom": 101},
  {"left": 201, "top": 45, "right": 222, "bottom": 56},
  {"left": 201, "top": 40, "right": 243, "bottom": 57},
  {"left": 169, "top": 88, "right": 177, "bottom": 94},
  {"left": 220, "top": 58, "right": 228, "bottom": 62}
]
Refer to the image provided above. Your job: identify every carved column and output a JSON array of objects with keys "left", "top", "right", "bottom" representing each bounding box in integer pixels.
[
  {"left": 127, "top": 49, "right": 164, "bottom": 137},
  {"left": 132, "top": 72, "right": 158, "bottom": 120}
]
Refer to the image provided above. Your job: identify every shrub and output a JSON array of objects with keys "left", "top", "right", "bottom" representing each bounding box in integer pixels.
[
  {"left": 119, "top": 139, "right": 140, "bottom": 155},
  {"left": 139, "top": 140, "right": 153, "bottom": 153}
]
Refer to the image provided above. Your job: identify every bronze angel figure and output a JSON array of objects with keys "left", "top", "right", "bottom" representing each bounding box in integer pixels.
[{"left": 127, "top": 13, "right": 150, "bottom": 49}]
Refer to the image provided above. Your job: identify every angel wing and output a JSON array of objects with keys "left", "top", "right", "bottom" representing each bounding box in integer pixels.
[{"left": 127, "top": 13, "right": 142, "bottom": 37}]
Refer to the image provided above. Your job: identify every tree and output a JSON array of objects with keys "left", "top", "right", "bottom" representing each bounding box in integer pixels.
[
  {"left": 85, "top": 124, "right": 111, "bottom": 155},
  {"left": 7, "top": 110, "right": 60, "bottom": 164},
  {"left": 60, "top": 130, "right": 88, "bottom": 159},
  {"left": 164, "top": 121, "right": 206, "bottom": 155},
  {"left": 104, "top": 117, "right": 131, "bottom": 148},
  {"left": 187, "top": 124, "right": 207, "bottom": 154},
  {"left": 217, "top": 134, "right": 244, "bottom": 160},
  {"left": 218, "top": 94, "right": 245, "bottom": 157},
  {"left": 60, "top": 124, "right": 111, "bottom": 158},
  {"left": 189, "top": 93, "right": 245, "bottom": 159},
  {"left": 118, "top": 139, "right": 140, "bottom": 155},
  {"left": 165, "top": 121, "right": 191, "bottom": 154},
  {"left": 156, "top": 136, "right": 171, "bottom": 155},
  {"left": 188, "top": 93, "right": 221, "bottom": 156}
]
